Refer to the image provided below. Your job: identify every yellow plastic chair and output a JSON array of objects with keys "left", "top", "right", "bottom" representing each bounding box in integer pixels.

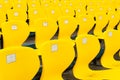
[
  {"left": 0, "top": 2, "right": 6, "bottom": 27},
  {"left": 28, "top": 6, "right": 46, "bottom": 31},
  {"left": 96, "top": 3, "right": 108, "bottom": 13},
  {"left": 0, "top": 46, "right": 40, "bottom": 80},
  {"left": 87, "top": 4, "right": 96, "bottom": 15},
  {"left": 60, "top": 3, "right": 75, "bottom": 17},
  {"left": 86, "top": 0, "right": 107, "bottom": 15},
  {"left": 0, "top": 12, "right": 6, "bottom": 27},
  {"left": 94, "top": 13, "right": 109, "bottom": 38},
  {"left": 105, "top": 0, "right": 116, "bottom": 13},
  {"left": 58, "top": 16, "right": 78, "bottom": 39},
  {"left": 0, "top": 1, "right": 4, "bottom": 11},
  {"left": 73, "top": 34, "right": 101, "bottom": 79},
  {"left": 117, "top": 23, "right": 120, "bottom": 30},
  {"left": 12, "top": 0, "right": 27, "bottom": 11},
  {"left": 1, "top": 21, "right": 30, "bottom": 48},
  {"left": 61, "top": 0, "right": 75, "bottom": 8},
  {"left": 4, "top": 0, "right": 12, "bottom": 8},
  {"left": 40, "top": 0, "right": 51, "bottom": 4},
  {"left": 0, "top": 0, "right": 12, "bottom": 10},
  {"left": 40, "top": 0, "right": 52, "bottom": 7},
  {"left": 27, "top": 0, "right": 41, "bottom": 9},
  {"left": 27, "top": 0, "right": 40, "bottom": 3},
  {"left": 73, "top": 34, "right": 120, "bottom": 79},
  {"left": 28, "top": 6, "right": 45, "bottom": 19},
  {"left": 51, "top": 0, "right": 60, "bottom": 3},
  {"left": 0, "top": 1, "right": 6, "bottom": 14},
  {"left": 38, "top": 39, "right": 75, "bottom": 80},
  {"left": 56, "top": 1, "right": 63, "bottom": 8},
  {"left": 75, "top": 7, "right": 86, "bottom": 17},
  {"left": 100, "top": 29, "right": 120, "bottom": 68},
  {"left": 77, "top": 14, "right": 95, "bottom": 35},
  {"left": 43, "top": 3, "right": 62, "bottom": 21},
  {"left": 33, "top": 17, "right": 58, "bottom": 48},
  {"left": 116, "top": 1, "right": 120, "bottom": 14},
  {"left": 74, "top": 1, "right": 87, "bottom": 17},
  {"left": 107, "top": 11, "right": 120, "bottom": 30},
  {"left": 7, "top": 9, "right": 27, "bottom": 22}
]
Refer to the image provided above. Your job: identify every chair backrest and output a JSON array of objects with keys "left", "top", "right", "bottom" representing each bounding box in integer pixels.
[
  {"left": 105, "top": 0, "right": 120, "bottom": 30},
  {"left": 116, "top": 1, "right": 120, "bottom": 13},
  {"left": 40, "top": 0, "right": 51, "bottom": 4},
  {"left": 7, "top": 8, "right": 27, "bottom": 22},
  {"left": 12, "top": 0, "right": 27, "bottom": 11},
  {"left": 58, "top": 16, "right": 78, "bottom": 39},
  {"left": 51, "top": 0, "right": 60, "bottom": 3},
  {"left": 34, "top": 17, "right": 58, "bottom": 48},
  {"left": 1, "top": 21, "right": 30, "bottom": 48},
  {"left": 28, "top": 5, "right": 46, "bottom": 31},
  {"left": 0, "top": 46, "right": 40, "bottom": 80},
  {"left": 118, "top": 23, "right": 120, "bottom": 30},
  {"left": 77, "top": 14, "right": 95, "bottom": 35},
  {"left": 95, "top": 1, "right": 107, "bottom": 13},
  {"left": 27, "top": 0, "right": 41, "bottom": 9},
  {"left": 0, "top": 11, "right": 6, "bottom": 27},
  {"left": 38, "top": 39, "right": 75, "bottom": 80},
  {"left": 43, "top": 3, "right": 62, "bottom": 21},
  {"left": 100, "top": 29, "right": 120, "bottom": 68},
  {"left": 60, "top": 2, "right": 75, "bottom": 17},
  {"left": 94, "top": 13, "right": 109, "bottom": 37},
  {"left": 87, "top": 4, "right": 96, "bottom": 15},
  {"left": 107, "top": 12, "right": 120, "bottom": 30},
  {"left": 105, "top": 0, "right": 116, "bottom": 13},
  {"left": 73, "top": 34, "right": 100, "bottom": 78},
  {"left": 74, "top": 1, "right": 86, "bottom": 17},
  {"left": 0, "top": 0, "right": 12, "bottom": 11}
]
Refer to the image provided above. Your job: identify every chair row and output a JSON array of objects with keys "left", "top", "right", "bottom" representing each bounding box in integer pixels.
[
  {"left": 1, "top": 30, "right": 120, "bottom": 80},
  {"left": 0, "top": 0, "right": 120, "bottom": 80},
  {"left": 0, "top": 0, "right": 120, "bottom": 32},
  {"left": 0, "top": 13, "right": 120, "bottom": 47}
]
